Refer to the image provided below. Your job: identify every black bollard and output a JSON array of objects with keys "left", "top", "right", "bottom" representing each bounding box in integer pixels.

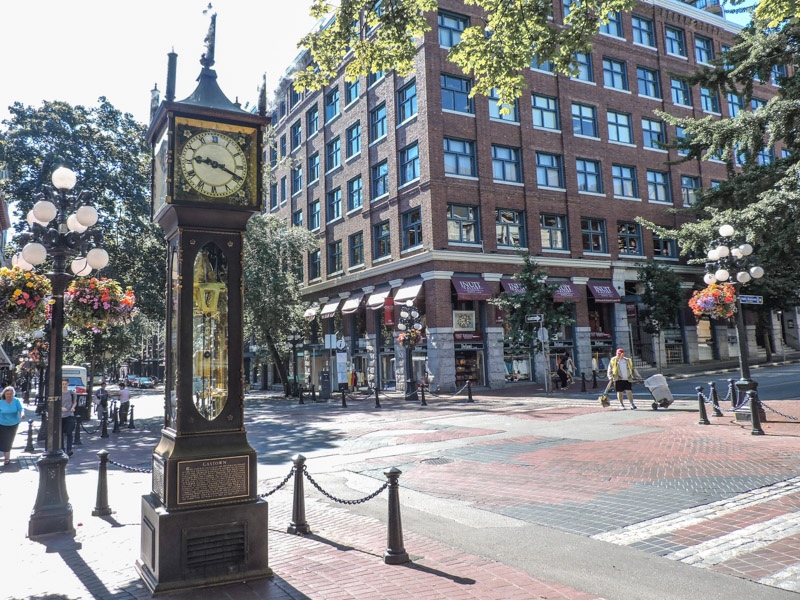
[
  {"left": 128, "top": 405, "right": 135, "bottom": 429},
  {"left": 375, "top": 387, "right": 381, "bottom": 409},
  {"left": 695, "top": 386, "right": 710, "bottom": 425},
  {"left": 709, "top": 382, "right": 724, "bottom": 417},
  {"left": 310, "top": 384, "right": 317, "bottom": 403},
  {"left": 92, "top": 449, "right": 112, "bottom": 516},
  {"left": 74, "top": 415, "right": 83, "bottom": 445},
  {"left": 341, "top": 388, "right": 347, "bottom": 408},
  {"left": 467, "top": 380, "right": 474, "bottom": 403},
  {"left": 592, "top": 371, "right": 598, "bottom": 389},
  {"left": 728, "top": 378, "right": 738, "bottom": 409},
  {"left": 748, "top": 391, "right": 765, "bottom": 435},
  {"left": 100, "top": 413, "right": 109, "bottom": 438},
  {"left": 383, "top": 467, "right": 410, "bottom": 564},
  {"left": 24, "top": 419, "right": 35, "bottom": 453},
  {"left": 298, "top": 386, "right": 304, "bottom": 405},
  {"left": 420, "top": 385, "right": 427, "bottom": 406},
  {"left": 112, "top": 405, "right": 120, "bottom": 434},
  {"left": 581, "top": 372, "right": 587, "bottom": 393},
  {"left": 287, "top": 454, "right": 311, "bottom": 535}
]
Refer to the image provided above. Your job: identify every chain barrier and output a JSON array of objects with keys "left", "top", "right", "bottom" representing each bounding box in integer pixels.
[
  {"left": 258, "top": 466, "right": 296, "bottom": 498},
  {"left": 303, "top": 465, "right": 388, "bottom": 505},
  {"left": 107, "top": 457, "right": 152, "bottom": 474}
]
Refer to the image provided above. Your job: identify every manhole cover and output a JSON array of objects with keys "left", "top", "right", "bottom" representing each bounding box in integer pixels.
[{"left": 420, "top": 457, "right": 453, "bottom": 466}]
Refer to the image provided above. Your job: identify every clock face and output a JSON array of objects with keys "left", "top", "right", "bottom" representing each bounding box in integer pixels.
[{"left": 179, "top": 130, "right": 247, "bottom": 198}]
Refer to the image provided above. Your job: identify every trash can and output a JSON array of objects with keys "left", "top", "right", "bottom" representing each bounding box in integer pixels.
[{"left": 318, "top": 371, "right": 331, "bottom": 400}]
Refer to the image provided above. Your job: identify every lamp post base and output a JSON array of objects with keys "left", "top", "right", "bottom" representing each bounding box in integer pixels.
[{"left": 28, "top": 451, "right": 74, "bottom": 539}]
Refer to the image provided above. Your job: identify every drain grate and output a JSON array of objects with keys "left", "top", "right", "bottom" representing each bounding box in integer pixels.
[{"left": 420, "top": 457, "right": 453, "bottom": 466}]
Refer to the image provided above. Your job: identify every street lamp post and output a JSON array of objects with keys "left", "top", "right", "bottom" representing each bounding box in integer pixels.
[
  {"left": 285, "top": 333, "right": 303, "bottom": 397},
  {"left": 702, "top": 224, "right": 764, "bottom": 402},
  {"left": 21, "top": 165, "right": 109, "bottom": 538},
  {"left": 397, "top": 300, "right": 422, "bottom": 402}
]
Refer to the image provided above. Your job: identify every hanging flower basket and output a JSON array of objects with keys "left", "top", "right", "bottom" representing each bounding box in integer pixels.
[
  {"left": 398, "top": 329, "right": 422, "bottom": 349},
  {"left": 65, "top": 277, "right": 137, "bottom": 332},
  {"left": 0, "top": 266, "right": 51, "bottom": 332},
  {"left": 688, "top": 283, "right": 737, "bottom": 319}
]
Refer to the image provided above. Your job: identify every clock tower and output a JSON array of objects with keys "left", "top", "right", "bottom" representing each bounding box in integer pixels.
[{"left": 136, "top": 13, "right": 271, "bottom": 594}]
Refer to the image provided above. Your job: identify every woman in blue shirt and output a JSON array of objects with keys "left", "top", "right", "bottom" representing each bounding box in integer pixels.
[{"left": 0, "top": 386, "right": 24, "bottom": 465}]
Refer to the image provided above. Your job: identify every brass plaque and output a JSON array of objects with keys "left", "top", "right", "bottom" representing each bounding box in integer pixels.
[{"left": 177, "top": 455, "right": 249, "bottom": 505}]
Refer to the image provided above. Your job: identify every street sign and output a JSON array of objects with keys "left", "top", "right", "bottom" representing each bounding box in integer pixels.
[
  {"left": 739, "top": 295, "right": 763, "bottom": 305},
  {"left": 525, "top": 314, "right": 543, "bottom": 323}
]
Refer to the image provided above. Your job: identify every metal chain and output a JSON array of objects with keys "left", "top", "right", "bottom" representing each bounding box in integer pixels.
[
  {"left": 759, "top": 399, "right": 800, "bottom": 421},
  {"left": 303, "top": 466, "right": 388, "bottom": 505},
  {"left": 258, "top": 466, "right": 296, "bottom": 498},
  {"left": 107, "top": 457, "right": 152, "bottom": 474}
]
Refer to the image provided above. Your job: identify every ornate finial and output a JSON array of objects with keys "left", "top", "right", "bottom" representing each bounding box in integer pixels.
[{"left": 200, "top": 7, "right": 216, "bottom": 70}]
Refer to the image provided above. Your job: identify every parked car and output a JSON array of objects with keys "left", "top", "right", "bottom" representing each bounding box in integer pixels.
[{"left": 137, "top": 377, "right": 155, "bottom": 389}]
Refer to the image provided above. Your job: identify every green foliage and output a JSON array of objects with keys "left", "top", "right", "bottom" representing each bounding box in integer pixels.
[
  {"left": 490, "top": 252, "right": 574, "bottom": 352},
  {"left": 293, "top": 0, "right": 634, "bottom": 108},
  {"left": 635, "top": 261, "right": 683, "bottom": 335}
]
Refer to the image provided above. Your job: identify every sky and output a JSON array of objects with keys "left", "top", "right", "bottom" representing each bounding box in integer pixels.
[{"left": 0, "top": 1, "right": 321, "bottom": 126}]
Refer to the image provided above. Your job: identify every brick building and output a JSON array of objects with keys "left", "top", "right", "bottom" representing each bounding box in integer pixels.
[{"left": 268, "top": 0, "right": 787, "bottom": 392}]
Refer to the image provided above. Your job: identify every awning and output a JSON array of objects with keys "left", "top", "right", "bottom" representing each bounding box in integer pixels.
[
  {"left": 500, "top": 279, "right": 526, "bottom": 295},
  {"left": 366, "top": 288, "right": 391, "bottom": 310},
  {"left": 552, "top": 282, "right": 582, "bottom": 302},
  {"left": 303, "top": 305, "right": 319, "bottom": 321},
  {"left": 394, "top": 279, "right": 423, "bottom": 304},
  {"left": 340, "top": 292, "right": 364, "bottom": 314},
  {"left": 320, "top": 299, "right": 341, "bottom": 318},
  {"left": 587, "top": 282, "right": 621, "bottom": 303},
  {"left": 451, "top": 277, "right": 492, "bottom": 300}
]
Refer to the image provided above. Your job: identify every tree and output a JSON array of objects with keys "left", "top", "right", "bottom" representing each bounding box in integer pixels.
[
  {"left": 295, "top": 0, "right": 635, "bottom": 108},
  {"left": 636, "top": 261, "right": 684, "bottom": 372},
  {"left": 243, "top": 214, "right": 316, "bottom": 394}
]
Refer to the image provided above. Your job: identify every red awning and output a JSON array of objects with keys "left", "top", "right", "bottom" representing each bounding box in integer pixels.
[
  {"left": 452, "top": 277, "right": 492, "bottom": 300},
  {"left": 500, "top": 279, "right": 525, "bottom": 295},
  {"left": 340, "top": 292, "right": 364, "bottom": 314},
  {"left": 587, "top": 282, "right": 621, "bottom": 303},
  {"left": 552, "top": 282, "right": 582, "bottom": 302}
]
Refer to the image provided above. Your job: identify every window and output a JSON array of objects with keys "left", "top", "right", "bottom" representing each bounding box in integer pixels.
[
  {"left": 647, "top": 170, "right": 671, "bottom": 203},
  {"left": 402, "top": 208, "right": 422, "bottom": 249},
  {"left": 576, "top": 159, "right": 602, "bottom": 193},
  {"left": 496, "top": 209, "right": 525, "bottom": 247},
  {"left": 665, "top": 26, "right": 686, "bottom": 56},
  {"left": 399, "top": 142, "right": 420, "bottom": 185},
  {"left": 492, "top": 145, "right": 522, "bottom": 183},
  {"left": 681, "top": 175, "right": 700, "bottom": 206},
  {"left": 438, "top": 11, "right": 468, "bottom": 48},
  {"left": 447, "top": 204, "right": 479, "bottom": 243},
  {"left": 308, "top": 249, "right": 321, "bottom": 280},
  {"left": 290, "top": 120, "right": 302, "bottom": 151},
  {"left": 397, "top": 80, "right": 417, "bottom": 123},
  {"left": 289, "top": 87, "right": 303, "bottom": 110},
  {"left": 700, "top": 87, "right": 720, "bottom": 113},
  {"left": 607, "top": 111, "right": 633, "bottom": 144},
  {"left": 441, "top": 74, "right": 473, "bottom": 113},
  {"left": 536, "top": 152, "right": 564, "bottom": 188},
  {"left": 280, "top": 176, "right": 286, "bottom": 202},
  {"left": 345, "top": 79, "right": 360, "bottom": 105},
  {"left": 374, "top": 221, "right": 391, "bottom": 259},
  {"left": 308, "top": 153, "right": 320, "bottom": 184},
  {"left": 532, "top": 94, "right": 559, "bottom": 130},
  {"left": 309, "top": 199, "right": 320, "bottom": 230},
  {"left": 346, "top": 122, "right": 361, "bottom": 158},
  {"left": 367, "top": 70, "right": 385, "bottom": 87},
  {"left": 326, "top": 188, "right": 342, "bottom": 222},
  {"left": 326, "top": 137, "right": 341, "bottom": 171},
  {"left": 603, "top": 58, "right": 628, "bottom": 90},
  {"left": 600, "top": 12, "right": 623, "bottom": 37},
  {"left": 695, "top": 35, "right": 713, "bottom": 64},
  {"left": 279, "top": 135, "right": 287, "bottom": 157},
  {"left": 573, "top": 53, "right": 594, "bottom": 82},
  {"left": 581, "top": 218, "right": 607, "bottom": 253},
  {"left": 347, "top": 175, "right": 363, "bottom": 211},
  {"left": 328, "top": 240, "right": 342, "bottom": 274},
  {"left": 269, "top": 183, "right": 278, "bottom": 209},
  {"left": 632, "top": 16, "right": 655, "bottom": 47},
  {"left": 541, "top": 214, "right": 568, "bottom": 250},
  {"left": 637, "top": 67, "right": 661, "bottom": 98},
  {"left": 653, "top": 234, "right": 677, "bottom": 258},
  {"left": 727, "top": 93, "right": 744, "bottom": 118},
  {"left": 291, "top": 165, "right": 302, "bottom": 196},
  {"left": 489, "top": 88, "right": 518, "bottom": 122},
  {"left": 307, "top": 105, "right": 319, "bottom": 137},
  {"left": 370, "top": 103, "right": 387, "bottom": 142},
  {"left": 671, "top": 78, "right": 691, "bottom": 106},
  {"left": 642, "top": 118, "right": 665, "bottom": 149},
  {"left": 572, "top": 103, "right": 598, "bottom": 137},
  {"left": 371, "top": 160, "right": 389, "bottom": 199},
  {"left": 325, "top": 87, "right": 340, "bottom": 121},
  {"left": 618, "top": 222, "right": 642, "bottom": 255},
  {"left": 349, "top": 232, "right": 364, "bottom": 267},
  {"left": 444, "top": 138, "right": 476, "bottom": 177},
  {"left": 292, "top": 209, "right": 303, "bottom": 227},
  {"left": 612, "top": 165, "right": 637, "bottom": 197}
]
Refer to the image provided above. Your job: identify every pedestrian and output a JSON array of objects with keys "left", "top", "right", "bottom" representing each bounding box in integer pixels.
[
  {"left": 607, "top": 348, "right": 640, "bottom": 410},
  {"left": 118, "top": 381, "right": 130, "bottom": 425},
  {"left": 60, "top": 379, "right": 77, "bottom": 456},
  {"left": 0, "top": 386, "right": 24, "bottom": 466},
  {"left": 94, "top": 381, "right": 109, "bottom": 421}
]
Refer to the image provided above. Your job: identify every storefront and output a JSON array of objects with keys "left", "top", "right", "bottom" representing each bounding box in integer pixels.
[
  {"left": 587, "top": 282, "right": 620, "bottom": 371},
  {"left": 452, "top": 277, "right": 492, "bottom": 387}
]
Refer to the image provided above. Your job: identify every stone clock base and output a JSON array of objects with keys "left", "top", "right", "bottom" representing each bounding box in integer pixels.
[{"left": 136, "top": 493, "right": 271, "bottom": 595}]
